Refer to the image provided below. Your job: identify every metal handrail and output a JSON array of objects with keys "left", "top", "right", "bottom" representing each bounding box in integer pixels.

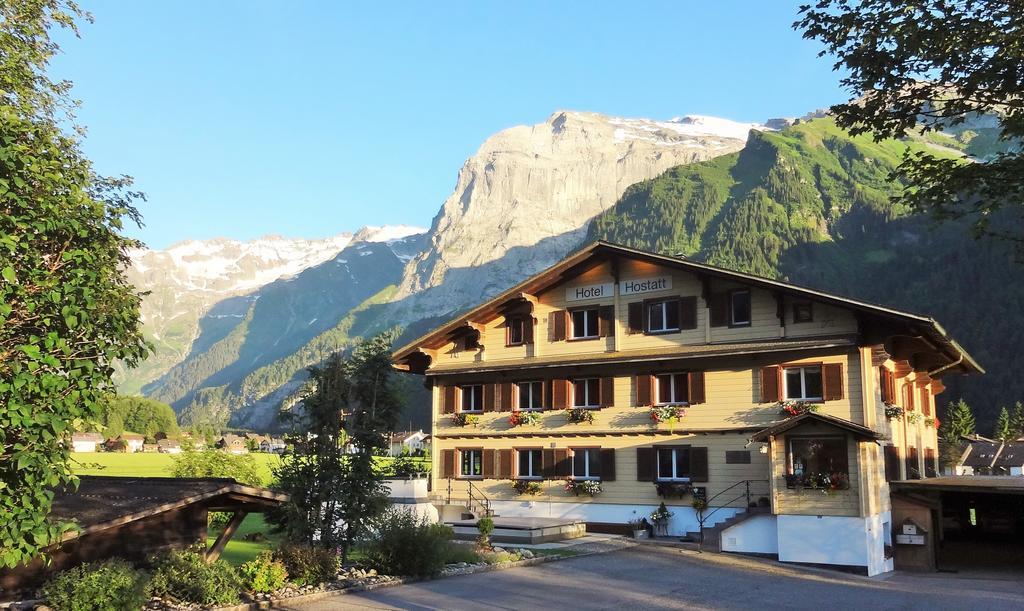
[
  {"left": 466, "top": 479, "right": 492, "bottom": 517},
  {"left": 700, "top": 479, "right": 770, "bottom": 524}
]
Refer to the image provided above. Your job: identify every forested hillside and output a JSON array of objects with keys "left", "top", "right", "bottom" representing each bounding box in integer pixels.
[{"left": 589, "top": 118, "right": 1023, "bottom": 429}]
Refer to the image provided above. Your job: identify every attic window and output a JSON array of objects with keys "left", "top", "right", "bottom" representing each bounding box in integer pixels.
[
  {"left": 729, "top": 290, "right": 751, "bottom": 327},
  {"left": 506, "top": 316, "right": 525, "bottom": 345},
  {"left": 793, "top": 301, "right": 813, "bottom": 323}
]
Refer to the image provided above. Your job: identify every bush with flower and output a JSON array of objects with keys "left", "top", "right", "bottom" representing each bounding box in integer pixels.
[
  {"left": 451, "top": 412, "right": 480, "bottom": 427},
  {"left": 785, "top": 471, "right": 850, "bottom": 494},
  {"left": 906, "top": 411, "right": 922, "bottom": 425},
  {"left": 508, "top": 410, "right": 541, "bottom": 427},
  {"left": 512, "top": 480, "right": 543, "bottom": 495},
  {"left": 564, "top": 479, "right": 601, "bottom": 496},
  {"left": 565, "top": 407, "right": 596, "bottom": 424},
  {"left": 649, "top": 404, "right": 687, "bottom": 432},
  {"left": 778, "top": 400, "right": 821, "bottom": 418},
  {"left": 884, "top": 403, "right": 905, "bottom": 419},
  {"left": 924, "top": 417, "right": 938, "bottom": 428}
]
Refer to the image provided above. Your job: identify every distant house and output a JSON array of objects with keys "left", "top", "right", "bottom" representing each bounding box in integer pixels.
[
  {"left": 260, "top": 437, "right": 286, "bottom": 453},
  {"left": 245, "top": 432, "right": 268, "bottom": 448},
  {"left": 118, "top": 434, "right": 145, "bottom": 454},
  {"left": 389, "top": 430, "right": 430, "bottom": 457},
  {"left": 157, "top": 439, "right": 182, "bottom": 454},
  {"left": 142, "top": 443, "right": 159, "bottom": 453},
  {"left": 71, "top": 432, "right": 104, "bottom": 453},
  {"left": 957, "top": 437, "right": 1024, "bottom": 475},
  {"left": 217, "top": 434, "right": 248, "bottom": 454},
  {"left": 993, "top": 441, "right": 1024, "bottom": 476}
]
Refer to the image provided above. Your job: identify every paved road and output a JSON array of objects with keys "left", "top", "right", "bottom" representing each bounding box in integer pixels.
[{"left": 279, "top": 545, "right": 1024, "bottom": 610}]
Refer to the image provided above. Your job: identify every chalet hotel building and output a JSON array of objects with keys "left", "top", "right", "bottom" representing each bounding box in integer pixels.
[{"left": 392, "top": 242, "right": 980, "bottom": 575}]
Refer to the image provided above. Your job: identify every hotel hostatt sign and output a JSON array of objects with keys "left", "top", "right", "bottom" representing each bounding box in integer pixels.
[{"left": 566, "top": 276, "right": 672, "bottom": 302}]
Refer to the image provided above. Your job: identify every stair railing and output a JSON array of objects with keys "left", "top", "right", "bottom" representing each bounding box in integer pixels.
[
  {"left": 694, "top": 479, "right": 770, "bottom": 551},
  {"left": 465, "top": 479, "right": 492, "bottom": 518}
]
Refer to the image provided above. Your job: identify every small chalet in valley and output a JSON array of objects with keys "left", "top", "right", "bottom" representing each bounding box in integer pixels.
[
  {"left": 110, "top": 433, "right": 145, "bottom": 453},
  {"left": 157, "top": 439, "right": 183, "bottom": 454},
  {"left": 389, "top": 430, "right": 431, "bottom": 456},
  {"left": 392, "top": 241, "right": 981, "bottom": 576},
  {"left": 260, "top": 437, "right": 286, "bottom": 453},
  {"left": 217, "top": 434, "right": 248, "bottom": 454},
  {"left": 71, "top": 432, "right": 104, "bottom": 453}
]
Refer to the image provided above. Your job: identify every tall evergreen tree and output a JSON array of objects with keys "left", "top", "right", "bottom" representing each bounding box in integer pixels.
[
  {"left": 994, "top": 406, "right": 1012, "bottom": 441},
  {"left": 938, "top": 398, "right": 977, "bottom": 470},
  {"left": 1009, "top": 401, "right": 1024, "bottom": 441},
  {"left": 269, "top": 332, "right": 403, "bottom": 563}
]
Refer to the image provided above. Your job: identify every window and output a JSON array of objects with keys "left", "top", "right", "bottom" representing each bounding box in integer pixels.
[
  {"left": 656, "top": 373, "right": 689, "bottom": 405},
  {"left": 572, "top": 378, "right": 600, "bottom": 408},
  {"left": 787, "top": 436, "right": 848, "bottom": 483},
  {"left": 460, "top": 385, "right": 484, "bottom": 412},
  {"left": 460, "top": 449, "right": 482, "bottom": 478},
  {"left": 518, "top": 381, "right": 544, "bottom": 410},
  {"left": 656, "top": 447, "right": 690, "bottom": 481},
  {"left": 647, "top": 299, "right": 680, "bottom": 333},
  {"left": 572, "top": 448, "right": 600, "bottom": 479},
  {"left": 506, "top": 316, "right": 525, "bottom": 345},
  {"left": 570, "top": 308, "right": 599, "bottom": 339},
  {"left": 793, "top": 301, "right": 813, "bottom": 323},
  {"left": 783, "top": 366, "right": 823, "bottom": 401},
  {"left": 729, "top": 290, "right": 751, "bottom": 327},
  {"left": 517, "top": 448, "right": 542, "bottom": 479}
]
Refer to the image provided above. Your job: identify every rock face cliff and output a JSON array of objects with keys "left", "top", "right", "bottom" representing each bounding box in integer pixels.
[{"left": 390, "top": 112, "right": 762, "bottom": 321}]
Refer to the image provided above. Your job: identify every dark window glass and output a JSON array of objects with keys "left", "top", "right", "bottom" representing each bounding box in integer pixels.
[
  {"left": 570, "top": 308, "right": 599, "bottom": 339},
  {"left": 518, "top": 449, "right": 541, "bottom": 478},
  {"left": 508, "top": 317, "right": 524, "bottom": 344},
  {"left": 730, "top": 290, "right": 751, "bottom": 326},
  {"left": 573, "top": 378, "right": 600, "bottom": 407},
  {"left": 647, "top": 299, "right": 681, "bottom": 333},
  {"left": 460, "top": 450, "right": 482, "bottom": 476},
  {"left": 657, "top": 447, "right": 690, "bottom": 480},
  {"left": 788, "top": 437, "right": 848, "bottom": 478},
  {"left": 648, "top": 302, "right": 665, "bottom": 332},
  {"left": 572, "top": 448, "right": 599, "bottom": 478},
  {"left": 656, "top": 373, "right": 689, "bottom": 404},
  {"left": 461, "top": 385, "right": 484, "bottom": 411},
  {"left": 784, "top": 367, "right": 822, "bottom": 400},
  {"left": 518, "top": 381, "right": 543, "bottom": 410},
  {"left": 793, "top": 302, "right": 813, "bottom": 323}
]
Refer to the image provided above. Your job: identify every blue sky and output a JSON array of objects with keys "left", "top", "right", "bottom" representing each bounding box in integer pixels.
[{"left": 54, "top": 1, "right": 847, "bottom": 249}]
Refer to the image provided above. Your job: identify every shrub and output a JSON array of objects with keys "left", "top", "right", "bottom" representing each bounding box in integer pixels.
[
  {"left": 41, "top": 558, "right": 149, "bottom": 611},
  {"left": 240, "top": 551, "right": 288, "bottom": 593},
  {"left": 443, "top": 543, "right": 481, "bottom": 565},
  {"left": 208, "top": 511, "right": 232, "bottom": 530},
  {"left": 476, "top": 516, "right": 494, "bottom": 549},
  {"left": 361, "top": 508, "right": 454, "bottom": 577},
  {"left": 273, "top": 544, "right": 339, "bottom": 586},
  {"left": 147, "top": 547, "right": 242, "bottom": 606},
  {"left": 391, "top": 455, "right": 430, "bottom": 477}
]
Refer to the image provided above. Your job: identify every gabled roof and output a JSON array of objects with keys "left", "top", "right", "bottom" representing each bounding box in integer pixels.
[
  {"left": 961, "top": 441, "right": 1004, "bottom": 468},
  {"left": 993, "top": 442, "right": 1024, "bottom": 468},
  {"left": 749, "top": 412, "right": 884, "bottom": 442},
  {"left": 392, "top": 241, "right": 981, "bottom": 375},
  {"left": 72, "top": 432, "right": 104, "bottom": 443}
]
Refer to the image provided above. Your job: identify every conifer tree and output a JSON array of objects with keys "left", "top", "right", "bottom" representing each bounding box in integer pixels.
[
  {"left": 938, "top": 398, "right": 976, "bottom": 470},
  {"left": 994, "top": 406, "right": 1012, "bottom": 442},
  {"left": 1010, "top": 401, "right": 1024, "bottom": 441}
]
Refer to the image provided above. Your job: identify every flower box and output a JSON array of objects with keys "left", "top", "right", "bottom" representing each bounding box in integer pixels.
[
  {"left": 512, "top": 480, "right": 543, "bottom": 496},
  {"left": 784, "top": 472, "right": 850, "bottom": 494},
  {"left": 451, "top": 413, "right": 480, "bottom": 427},
  {"left": 655, "top": 481, "right": 691, "bottom": 499},
  {"left": 565, "top": 407, "right": 596, "bottom": 425},
  {"left": 778, "top": 400, "right": 821, "bottom": 418},
  {"left": 649, "top": 404, "right": 687, "bottom": 432},
  {"left": 906, "top": 411, "right": 921, "bottom": 425},
  {"left": 564, "top": 479, "right": 601, "bottom": 496},
  {"left": 508, "top": 411, "right": 541, "bottom": 427},
  {"left": 884, "top": 403, "right": 905, "bottom": 419}
]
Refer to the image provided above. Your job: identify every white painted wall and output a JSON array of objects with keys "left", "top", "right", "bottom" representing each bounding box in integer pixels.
[
  {"left": 488, "top": 500, "right": 740, "bottom": 536},
  {"left": 777, "top": 514, "right": 892, "bottom": 576},
  {"left": 384, "top": 477, "right": 438, "bottom": 523},
  {"left": 721, "top": 515, "right": 778, "bottom": 554},
  {"left": 71, "top": 441, "right": 98, "bottom": 453}
]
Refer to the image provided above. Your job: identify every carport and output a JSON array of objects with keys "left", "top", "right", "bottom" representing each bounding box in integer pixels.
[{"left": 890, "top": 476, "right": 1024, "bottom": 576}]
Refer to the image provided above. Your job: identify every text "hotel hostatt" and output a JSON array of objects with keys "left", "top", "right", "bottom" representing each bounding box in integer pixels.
[{"left": 566, "top": 276, "right": 672, "bottom": 302}]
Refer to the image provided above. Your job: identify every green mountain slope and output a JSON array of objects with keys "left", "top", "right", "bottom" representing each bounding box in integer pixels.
[{"left": 588, "top": 118, "right": 1023, "bottom": 429}]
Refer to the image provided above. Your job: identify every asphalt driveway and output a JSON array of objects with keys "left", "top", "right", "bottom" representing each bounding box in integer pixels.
[{"left": 279, "top": 545, "right": 1024, "bottom": 610}]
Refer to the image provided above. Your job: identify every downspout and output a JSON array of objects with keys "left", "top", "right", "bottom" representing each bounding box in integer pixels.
[{"left": 928, "top": 351, "right": 964, "bottom": 378}]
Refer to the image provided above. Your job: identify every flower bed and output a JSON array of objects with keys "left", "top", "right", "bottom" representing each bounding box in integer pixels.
[
  {"left": 778, "top": 400, "right": 821, "bottom": 418},
  {"left": 451, "top": 412, "right": 480, "bottom": 427},
  {"left": 565, "top": 407, "right": 596, "bottom": 424},
  {"left": 508, "top": 410, "right": 541, "bottom": 427},
  {"left": 564, "top": 479, "right": 602, "bottom": 496}
]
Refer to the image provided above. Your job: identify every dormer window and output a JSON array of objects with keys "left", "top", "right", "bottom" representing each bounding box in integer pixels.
[
  {"left": 793, "top": 301, "right": 813, "bottom": 323},
  {"left": 506, "top": 316, "right": 525, "bottom": 346},
  {"left": 729, "top": 290, "right": 751, "bottom": 327}
]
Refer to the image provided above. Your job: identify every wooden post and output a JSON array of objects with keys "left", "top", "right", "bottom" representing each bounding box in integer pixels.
[{"left": 205, "top": 509, "right": 247, "bottom": 563}]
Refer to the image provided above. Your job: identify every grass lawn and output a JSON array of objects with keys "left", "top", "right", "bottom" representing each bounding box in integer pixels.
[
  {"left": 70, "top": 451, "right": 282, "bottom": 481},
  {"left": 208, "top": 514, "right": 282, "bottom": 567}
]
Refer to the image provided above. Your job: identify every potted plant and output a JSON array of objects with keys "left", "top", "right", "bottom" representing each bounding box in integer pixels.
[
  {"left": 512, "top": 480, "right": 543, "bottom": 496},
  {"left": 924, "top": 417, "right": 937, "bottom": 428},
  {"left": 778, "top": 400, "right": 820, "bottom": 418},
  {"left": 906, "top": 411, "right": 921, "bottom": 425},
  {"left": 649, "top": 502, "right": 674, "bottom": 537},
  {"left": 649, "top": 404, "right": 687, "bottom": 433},
  {"left": 655, "top": 481, "right": 691, "bottom": 499},
  {"left": 565, "top": 407, "right": 596, "bottom": 425},
  {"left": 564, "top": 479, "right": 601, "bottom": 496},
  {"left": 451, "top": 412, "right": 480, "bottom": 427},
  {"left": 628, "top": 517, "right": 648, "bottom": 540},
  {"left": 884, "top": 403, "right": 905, "bottom": 419},
  {"left": 508, "top": 410, "right": 541, "bottom": 427}
]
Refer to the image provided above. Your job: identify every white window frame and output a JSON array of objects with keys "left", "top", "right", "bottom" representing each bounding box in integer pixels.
[
  {"left": 460, "top": 384, "right": 484, "bottom": 413},
  {"left": 570, "top": 308, "right": 599, "bottom": 340},
  {"left": 517, "top": 448, "right": 543, "bottom": 479},
  {"left": 647, "top": 299, "right": 680, "bottom": 333},
  {"left": 729, "top": 289, "right": 751, "bottom": 327},
  {"left": 571, "top": 447, "right": 599, "bottom": 480},
  {"left": 517, "top": 381, "right": 544, "bottom": 411},
  {"left": 459, "top": 449, "right": 483, "bottom": 478},
  {"left": 656, "top": 447, "right": 690, "bottom": 482},
  {"left": 572, "top": 378, "right": 600, "bottom": 408},
  {"left": 655, "top": 373, "right": 689, "bottom": 405},
  {"left": 783, "top": 366, "right": 823, "bottom": 401},
  {"left": 507, "top": 316, "right": 525, "bottom": 345}
]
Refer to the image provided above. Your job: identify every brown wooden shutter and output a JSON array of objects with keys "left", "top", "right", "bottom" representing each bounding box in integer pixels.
[
  {"left": 552, "top": 379, "right": 569, "bottom": 409},
  {"left": 636, "top": 447, "right": 655, "bottom": 482},
  {"left": 679, "top": 296, "right": 697, "bottom": 330},
  {"left": 884, "top": 445, "right": 900, "bottom": 482},
  {"left": 484, "top": 384, "right": 497, "bottom": 412},
  {"left": 554, "top": 449, "right": 571, "bottom": 477},
  {"left": 599, "top": 448, "right": 616, "bottom": 481},
  {"left": 689, "top": 447, "right": 709, "bottom": 482},
  {"left": 688, "top": 371, "right": 706, "bottom": 405},
  {"left": 482, "top": 449, "right": 496, "bottom": 478},
  {"left": 879, "top": 367, "right": 891, "bottom": 403},
  {"left": 822, "top": 363, "right": 844, "bottom": 401},
  {"left": 627, "top": 302, "right": 644, "bottom": 335},
  {"left": 600, "top": 377, "right": 614, "bottom": 408},
  {"left": 442, "top": 385, "right": 457, "bottom": 414},
  {"left": 598, "top": 305, "right": 615, "bottom": 337},
  {"left": 550, "top": 310, "right": 566, "bottom": 341},
  {"left": 709, "top": 293, "right": 728, "bottom": 327},
  {"left": 760, "top": 366, "right": 781, "bottom": 403},
  {"left": 542, "top": 449, "right": 556, "bottom": 479},
  {"left": 497, "top": 449, "right": 513, "bottom": 479},
  {"left": 441, "top": 449, "right": 455, "bottom": 478},
  {"left": 925, "top": 448, "right": 937, "bottom": 478},
  {"left": 524, "top": 316, "right": 535, "bottom": 344},
  {"left": 500, "top": 382, "right": 514, "bottom": 412},
  {"left": 636, "top": 374, "right": 653, "bottom": 407}
]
